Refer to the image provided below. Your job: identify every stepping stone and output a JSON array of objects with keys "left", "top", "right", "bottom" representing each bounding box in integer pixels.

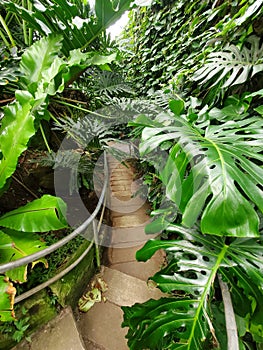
[
  {"left": 12, "top": 307, "right": 85, "bottom": 350},
  {"left": 112, "top": 215, "right": 150, "bottom": 227},
  {"left": 110, "top": 226, "right": 158, "bottom": 247},
  {"left": 78, "top": 300, "right": 129, "bottom": 350},
  {"left": 103, "top": 267, "right": 163, "bottom": 306},
  {"left": 110, "top": 201, "right": 148, "bottom": 214},
  {"left": 108, "top": 245, "right": 144, "bottom": 264}
]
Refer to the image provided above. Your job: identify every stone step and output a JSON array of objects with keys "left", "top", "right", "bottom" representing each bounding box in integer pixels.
[
  {"left": 108, "top": 246, "right": 165, "bottom": 281},
  {"left": 12, "top": 307, "right": 85, "bottom": 350},
  {"left": 77, "top": 267, "right": 164, "bottom": 350},
  {"left": 110, "top": 226, "right": 158, "bottom": 248}
]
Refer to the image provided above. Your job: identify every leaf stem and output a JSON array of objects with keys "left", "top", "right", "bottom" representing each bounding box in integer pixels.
[
  {"left": 22, "top": 0, "right": 28, "bottom": 45},
  {"left": 188, "top": 244, "right": 229, "bottom": 348},
  {"left": 0, "top": 14, "right": 16, "bottom": 48},
  {"left": 51, "top": 99, "right": 117, "bottom": 119},
  {"left": 39, "top": 123, "right": 51, "bottom": 154},
  {"left": 218, "top": 274, "right": 239, "bottom": 350},
  {"left": 12, "top": 175, "right": 39, "bottom": 199}
]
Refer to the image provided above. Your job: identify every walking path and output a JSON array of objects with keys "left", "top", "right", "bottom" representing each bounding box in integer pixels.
[
  {"left": 78, "top": 143, "right": 165, "bottom": 349},
  {"left": 12, "top": 143, "right": 165, "bottom": 350}
]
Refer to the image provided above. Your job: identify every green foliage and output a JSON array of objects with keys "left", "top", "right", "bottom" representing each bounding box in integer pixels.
[
  {"left": 0, "top": 306, "right": 30, "bottom": 342},
  {"left": 123, "top": 4, "right": 263, "bottom": 336},
  {"left": 4, "top": 0, "right": 134, "bottom": 55},
  {"left": 0, "top": 195, "right": 67, "bottom": 232},
  {"left": 132, "top": 98, "right": 263, "bottom": 237},
  {"left": 193, "top": 35, "right": 263, "bottom": 90},
  {"left": 0, "top": 230, "right": 48, "bottom": 283},
  {"left": 0, "top": 91, "right": 35, "bottom": 189},
  {"left": 76, "top": 68, "right": 135, "bottom": 107},
  {"left": 123, "top": 0, "right": 263, "bottom": 99},
  {"left": 122, "top": 225, "right": 263, "bottom": 349},
  {"left": 0, "top": 276, "right": 16, "bottom": 322},
  {"left": 0, "top": 34, "right": 118, "bottom": 190},
  {"left": 0, "top": 194, "right": 68, "bottom": 319}
]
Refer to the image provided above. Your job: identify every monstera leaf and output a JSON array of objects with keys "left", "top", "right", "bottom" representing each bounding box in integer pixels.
[
  {"left": 137, "top": 105, "right": 263, "bottom": 237},
  {"left": 5, "top": 0, "right": 133, "bottom": 55},
  {"left": 122, "top": 225, "right": 263, "bottom": 349},
  {"left": 193, "top": 36, "right": 263, "bottom": 89}
]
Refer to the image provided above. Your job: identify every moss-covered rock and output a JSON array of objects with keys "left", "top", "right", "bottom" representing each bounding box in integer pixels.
[{"left": 50, "top": 241, "right": 96, "bottom": 307}]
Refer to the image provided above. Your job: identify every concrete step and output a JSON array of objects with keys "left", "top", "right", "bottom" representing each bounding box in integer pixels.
[
  {"left": 77, "top": 266, "right": 164, "bottom": 350},
  {"left": 12, "top": 307, "right": 85, "bottom": 350},
  {"left": 108, "top": 246, "right": 165, "bottom": 281}
]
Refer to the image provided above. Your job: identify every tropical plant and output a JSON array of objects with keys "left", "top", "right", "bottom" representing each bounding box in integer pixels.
[
  {"left": 123, "top": 225, "right": 263, "bottom": 349},
  {"left": 0, "top": 194, "right": 68, "bottom": 321},
  {"left": 122, "top": 94, "right": 263, "bottom": 349},
  {"left": 0, "top": 0, "right": 133, "bottom": 323},
  {"left": 0, "top": 34, "right": 117, "bottom": 190},
  {"left": 3, "top": 0, "right": 135, "bottom": 55},
  {"left": 122, "top": 0, "right": 263, "bottom": 98},
  {"left": 193, "top": 35, "right": 263, "bottom": 92}
]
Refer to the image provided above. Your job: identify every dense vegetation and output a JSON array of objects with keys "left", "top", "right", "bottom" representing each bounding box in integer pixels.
[
  {"left": 0, "top": 0, "right": 139, "bottom": 328},
  {"left": 0, "top": 0, "right": 262, "bottom": 349},
  {"left": 121, "top": 1, "right": 263, "bottom": 349}
]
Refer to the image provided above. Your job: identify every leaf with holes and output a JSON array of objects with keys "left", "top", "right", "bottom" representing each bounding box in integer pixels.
[
  {"left": 193, "top": 36, "right": 263, "bottom": 89},
  {"left": 122, "top": 225, "right": 263, "bottom": 349},
  {"left": 5, "top": 0, "right": 133, "bottom": 55},
  {"left": 138, "top": 106, "right": 263, "bottom": 237}
]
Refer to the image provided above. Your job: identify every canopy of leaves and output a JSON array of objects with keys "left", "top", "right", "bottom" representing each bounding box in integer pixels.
[{"left": 4, "top": 0, "right": 134, "bottom": 55}]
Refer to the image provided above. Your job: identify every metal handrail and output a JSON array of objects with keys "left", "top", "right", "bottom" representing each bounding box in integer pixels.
[
  {"left": 0, "top": 152, "right": 109, "bottom": 274},
  {"left": 15, "top": 240, "right": 94, "bottom": 304}
]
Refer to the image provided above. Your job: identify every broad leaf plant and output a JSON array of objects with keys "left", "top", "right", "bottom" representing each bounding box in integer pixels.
[
  {"left": 123, "top": 95, "right": 263, "bottom": 349},
  {"left": 0, "top": 0, "right": 141, "bottom": 322}
]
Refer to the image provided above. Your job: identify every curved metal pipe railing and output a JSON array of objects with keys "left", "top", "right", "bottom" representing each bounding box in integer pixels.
[{"left": 0, "top": 152, "right": 109, "bottom": 274}]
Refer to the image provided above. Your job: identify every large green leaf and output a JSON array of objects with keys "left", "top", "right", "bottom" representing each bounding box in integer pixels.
[
  {"left": 193, "top": 36, "right": 263, "bottom": 89},
  {"left": 0, "top": 276, "right": 16, "bottom": 322},
  {"left": 138, "top": 107, "right": 263, "bottom": 237},
  {"left": 0, "top": 230, "right": 48, "bottom": 283},
  {"left": 122, "top": 298, "right": 206, "bottom": 350},
  {"left": 0, "top": 91, "right": 35, "bottom": 190},
  {"left": 122, "top": 225, "right": 263, "bottom": 349},
  {"left": 20, "top": 34, "right": 63, "bottom": 90},
  {"left": 5, "top": 0, "right": 133, "bottom": 55},
  {"left": 0, "top": 195, "right": 68, "bottom": 232}
]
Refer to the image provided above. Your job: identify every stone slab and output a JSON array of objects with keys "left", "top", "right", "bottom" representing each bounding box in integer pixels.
[
  {"left": 103, "top": 266, "right": 163, "bottom": 306},
  {"left": 111, "top": 190, "right": 133, "bottom": 197},
  {"left": 110, "top": 196, "right": 146, "bottom": 210},
  {"left": 112, "top": 215, "right": 150, "bottom": 227},
  {"left": 111, "top": 203, "right": 149, "bottom": 216},
  {"left": 110, "top": 226, "right": 152, "bottom": 242},
  {"left": 78, "top": 300, "right": 129, "bottom": 350},
  {"left": 108, "top": 247, "right": 165, "bottom": 280},
  {"left": 108, "top": 245, "right": 144, "bottom": 264},
  {"left": 12, "top": 307, "right": 85, "bottom": 350},
  {"left": 110, "top": 259, "right": 163, "bottom": 281},
  {"left": 110, "top": 227, "right": 158, "bottom": 248}
]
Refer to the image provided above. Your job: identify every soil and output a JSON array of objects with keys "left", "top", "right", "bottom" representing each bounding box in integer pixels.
[{"left": 0, "top": 149, "right": 98, "bottom": 215}]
